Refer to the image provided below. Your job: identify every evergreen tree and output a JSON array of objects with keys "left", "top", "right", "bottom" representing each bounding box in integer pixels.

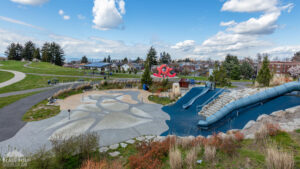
[
  {"left": 257, "top": 55, "right": 272, "bottom": 86},
  {"left": 209, "top": 64, "right": 231, "bottom": 87},
  {"left": 81, "top": 56, "right": 88, "bottom": 63},
  {"left": 51, "top": 42, "right": 65, "bottom": 66},
  {"left": 147, "top": 47, "right": 157, "bottom": 68},
  {"left": 159, "top": 52, "right": 171, "bottom": 64},
  {"left": 5, "top": 43, "right": 19, "bottom": 60},
  {"left": 141, "top": 57, "right": 152, "bottom": 86},
  {"left": 292, "top": 51, "right": 300, "bottom": 62},
  {"left": 107, "top": 55, "right": 111, "bottom": 63},
  {"left": 135, "top": 57, "right": 142, "bottom": 63},
  {"left": 33, "top": 48, "right": 41, "bottom": 60},
  {"left": 222, "top": 54, "right": 240, "bottom": 79},
  {"left": 41, "top": 42, "right": 52, "bottom": 62},
  {"left": 123, "top": 57, "right": 128, "bottom": 64},
  {"left": 22, "top": 41, "right": 35, "bottom": 61},
  {"left": 103, "top": 57, "right": 107, "bottom": 62},
  {"left": 240, "top": 60, "right": 254, "bottom": 79}
]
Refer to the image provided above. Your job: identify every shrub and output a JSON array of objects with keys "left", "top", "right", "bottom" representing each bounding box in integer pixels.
[
  {"left": 80, "top": 159, "right": 123, "bottom": 169},
  {"left": 266, "top": 147, "right": 294, "bottom": 169},
  {"left": 169, "top": 147, "right": 182, "bottom": 169},
  {"left": 50, "top": 133, "right": 99, "bottom": 167},
  {"left": 129, "top": 136, "right": 175, "bottom": 169},
  {"left": 185, "top": 147, "right": 198, "bottom": 169},
  {"left": 28, "top": 146, "right": 53, "bottom": 169},
  {"left": 220, "top": 137, "right": 237, "bottom": 156},
  {"left": 204, "top": 133, "right": 222, "bottom": 147},
  {"left": 266, "top": 123, "right": 281, "bottom": 136},
  {"left": 204, "top": 145, "right": 216, "bottom": 162},
  {"left": 234, "top": 131, "right": 244, "bottom": 142}
]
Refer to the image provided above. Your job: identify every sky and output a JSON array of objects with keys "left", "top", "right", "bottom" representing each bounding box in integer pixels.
[{"left": 0, "top": 0, "right": 299, "bottom": 61}]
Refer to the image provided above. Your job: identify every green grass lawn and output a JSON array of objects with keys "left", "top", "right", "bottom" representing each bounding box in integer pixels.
[
  {"left": 0, "top": 91, "right": 40, "bottom": 109},
  {"left": 0, "top": 60, "right": 89, "bottom": 76},
  {"left": 0, "top": 70, "right": 14, "bottom": 83},
  {"left": 23, "top": 99, "right": 60, "bottom": 121},
  {"left": 0, "top": 74, "right": 99, "bottom": 94},
  {"left": 148, "top": 95, "right": 174, "bottom": 105}
]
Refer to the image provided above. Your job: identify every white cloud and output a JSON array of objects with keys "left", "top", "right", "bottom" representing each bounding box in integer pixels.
[
  {"left": 220, "top": 20, "right": 237, "bottom": 27},
  {"left": 92, "top": 0, "right": 126, "bottom": 30},
  {"left": 194, "top": 32, "right": 270, "bottom": 56},
  {"left": 58, "top": 10, "right": 70, "bottom": 20},
  {"left": 171, "top": 40, "right": 195, "bottom": 52},
  {"left": 58, "top": 9, "right": 64, "bottom": 15},
  {"left": 10, "top": 0, "right": 49, "bottom": 5},
  {"left": 0, "top": 16, "right": 44, "bottom": 30},
  {"left": 63, "top": 15, "right": 70, "bottom": 20},
  {"left": 263, "top": 45, "right": 300, "bottom": 58},
  {"left": 221, "top": 0, "right": 278, "bottom": 13},
  {"left": 227, "top": 11, "right": 280, "bottom": 34},
  {"left": 77, "top": 14, "right": 86, "bottom": 20},
  {"left": 221, "top": 0, "right": 293, "bottom": 35}
]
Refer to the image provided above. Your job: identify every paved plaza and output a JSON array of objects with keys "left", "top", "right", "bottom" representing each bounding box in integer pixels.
[{"left": 0, "top": 89, "right": 170, "bottom": 154}]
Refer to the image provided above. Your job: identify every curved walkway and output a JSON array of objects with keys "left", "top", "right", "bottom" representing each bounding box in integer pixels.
[
  {"left": 0, "top": 85, "right": 73, "bottom": 142},
  {"left": 0, "top": 69, "right": 26, "bottom": 88}
]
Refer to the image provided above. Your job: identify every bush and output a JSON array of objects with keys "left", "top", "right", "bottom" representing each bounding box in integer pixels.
[
  {"left": 27, "top": 146, "right": 54, "bottom": 169},
  {"left": 234, "top": 131, "right": 244, "bottom": 142},
  {"left": 204, "top": 145, "right": 216, "bottom": 162},
  {"left": 266, "top": 123, "right": 281, "bottom": 136},
  {"left": 129, "top": 136, "right": 175, "bottom": 169},
  {"left": 220, "top": 137, "right": 237, "bottom": 156},
  {"left": 266, "top": 147, "right": 294, "bottom": 169},
  {"left": 80, "top": 159, "right": 123, "bottom": 169},
  {"left": 169, "top": 147, "right": 182, "bottom": 169},
  {"left": 50, "top": 133, "right": 99, "bottom": 168}
]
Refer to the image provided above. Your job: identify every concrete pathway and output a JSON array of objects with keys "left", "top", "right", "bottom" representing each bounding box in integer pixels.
[
  {"left": 0, "top": 90, "right": 170, "bottom": 154},
  {"left": 0, "top": 85, "right": 70, "bottom": 142},
  {"left": 0, "top": 69, "right": 26, "bottom": 88}
]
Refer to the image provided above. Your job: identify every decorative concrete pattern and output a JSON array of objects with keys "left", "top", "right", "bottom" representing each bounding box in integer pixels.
[{"left": 0, "top": 90, "right": 170, "bottom": 155}]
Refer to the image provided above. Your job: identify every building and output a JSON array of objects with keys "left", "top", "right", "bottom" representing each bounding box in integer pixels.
[
  {"left": 84, "top": 62, "right": 112, "bottom": 71},
  {"left": 269, "top": 61, "right": 300, "bottom": 74}
]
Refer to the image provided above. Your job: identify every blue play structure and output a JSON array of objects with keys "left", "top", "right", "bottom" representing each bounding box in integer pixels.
[
  {"left": 198, "top": 81, "right": 300, "bottom": 127},
  {"left": 161, "top": 81, "right": 300, "bottom": 136}
]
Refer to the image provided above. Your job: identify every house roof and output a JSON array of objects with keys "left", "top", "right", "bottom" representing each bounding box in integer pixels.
[{"left": 84, "top": 62, "right": 111, "bottom": 68}]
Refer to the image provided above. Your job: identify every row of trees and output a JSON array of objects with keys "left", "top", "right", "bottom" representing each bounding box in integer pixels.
[
  {"left": 209, "top": 54, "right": 273, "bottom": 87},
  {"left": 5, "top": 41, "right": 65, "bottom": 66}
]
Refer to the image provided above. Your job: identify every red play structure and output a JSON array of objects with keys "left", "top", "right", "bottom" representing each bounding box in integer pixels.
[{"left": 153, "top": 64, "right": 176, "bottom": 78}]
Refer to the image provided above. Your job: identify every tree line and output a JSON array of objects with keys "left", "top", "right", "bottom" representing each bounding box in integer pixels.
[{"left": 5, "top": 41, "right": 65, "bottom": 66}]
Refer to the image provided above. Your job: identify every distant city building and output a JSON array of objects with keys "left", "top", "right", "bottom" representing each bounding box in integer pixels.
[{"left": 268, "top": 61, "right": 300, "bottom": 75}]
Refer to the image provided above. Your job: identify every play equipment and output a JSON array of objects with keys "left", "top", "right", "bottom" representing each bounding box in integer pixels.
[
  {"left": 198, "top": 81, "right": 300, "bottom": 127},
  {"left": 182, "top": 82, "right": 214, "bottom": 109},
  {"left": 153, "top": 64, "right": 176, "bottom": 78}
]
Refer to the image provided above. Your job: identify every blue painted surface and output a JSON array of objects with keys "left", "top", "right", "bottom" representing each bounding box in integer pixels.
[
  {"left": 162, "top": 91, "right": 300, "bottom": 137},
  {"left": 161, "top": 87, "right": 223, "bottom": 136},
  {"left": 199, "top": 81, "right": 300, "bottom": 126}
]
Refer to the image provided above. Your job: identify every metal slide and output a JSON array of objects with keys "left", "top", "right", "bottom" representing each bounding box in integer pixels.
[
  {"left": 198, "top": 81, "right": 300, "bottom": 127},
  {"left": 182, "top": 87, "right": 210, "bottom": 109}
]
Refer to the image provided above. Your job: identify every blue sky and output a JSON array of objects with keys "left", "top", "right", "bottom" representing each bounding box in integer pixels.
[{"left": 0, "top": 0, "right": 299, "bottom": 60}]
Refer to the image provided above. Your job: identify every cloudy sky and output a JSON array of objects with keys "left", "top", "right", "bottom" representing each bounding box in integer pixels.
[{"left": 0, "top": 0, "right": 299, "bottom": 60}]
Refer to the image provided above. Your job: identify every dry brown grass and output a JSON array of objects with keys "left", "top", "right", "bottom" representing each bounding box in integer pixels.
[
  {"left": 255, "top": 125, "right": 269, "bottom": 143},
  {"left": 185, "top": 147, "right": 200, "bottom": 169},
  {"left": 169, "top": 147, "right": 182, "bottom": 169},
  {"left": 176, "top": 137, "right": 194, "bottom": 149},
  {"left": 80, "top": 159, "right": 123, "bottom": 169},
  {"left": 266, "top": 147, "right": 294, "bottom": 169},
  {"left": 204, "top": 145, "right": 216, "bottom": 162}
]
